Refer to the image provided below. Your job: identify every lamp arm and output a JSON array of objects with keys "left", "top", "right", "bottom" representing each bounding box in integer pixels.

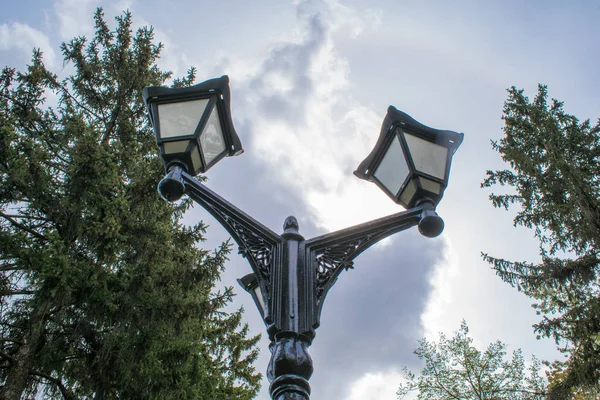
[
  {"left": 303, "top": 205, "right": 427, "bottom": 321},
  {"left": 173, "top": 170, "right": 284, "bottom": 320}
]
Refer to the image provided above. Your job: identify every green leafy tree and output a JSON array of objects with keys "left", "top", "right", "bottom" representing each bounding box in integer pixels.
[
  {"left": 397, "top": 321, "right": 546, "bottom": 400},
  {"left": 482, "top": 85, "right": 600, "bottom": 398},
  {"left": 0, "top": 9, "right": 260, "bottom": 400}
]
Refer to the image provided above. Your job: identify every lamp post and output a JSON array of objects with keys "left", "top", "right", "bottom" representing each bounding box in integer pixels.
[{"left": 143, "top": 76, "right": 463, "bottom": 400}]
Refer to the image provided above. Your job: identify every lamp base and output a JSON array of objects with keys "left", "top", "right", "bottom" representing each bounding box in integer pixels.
[
  {"left": 419, "top": 213, "right": 444, "bottom": 238},
  {"left": 417, "top": 201, "right": 444, "bottom": 238},
  {"left": 158, "top": 165, "right": 186, "bottom": 202}
]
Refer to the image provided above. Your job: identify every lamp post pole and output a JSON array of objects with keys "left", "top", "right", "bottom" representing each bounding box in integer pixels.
[{"left": 159, "top": 166, "right": 443, "bottom": 400}]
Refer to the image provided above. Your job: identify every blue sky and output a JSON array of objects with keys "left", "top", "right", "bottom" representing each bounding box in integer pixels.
[{"left": 2, "top": 0, "right": 599, "bottom": 399}]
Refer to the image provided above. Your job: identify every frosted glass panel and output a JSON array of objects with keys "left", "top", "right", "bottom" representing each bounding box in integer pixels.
[
  {"left": 404, "top": 133, "right": 448, "bottom": 179},
  {"left": 419, "top": 177, "right": 442, "bottom": 194},
  {"left": 399, "top": 179, "right": 417, "bottom": 206},
  {"left": 190, "top": 145, "right": 202, "bottom": 173},
  {"left": 374, "top": 136, "right": 410, "bottom": 196},
  {"left": 158, "top": 99, "right": 209, "bottom": 139},
  {"left": 200, "top": 106, "right": 226, "bottom": 165},
  {"left": 163, "top": 140, "right": 190, "bottom": 155},
  {"left": 254, "top": 286, "right": 266, "bottom": 314}
]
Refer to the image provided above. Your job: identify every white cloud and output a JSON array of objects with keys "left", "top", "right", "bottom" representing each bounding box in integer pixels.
[
  {"left": 54, "top": 0, "right": 97, "bottom": 41},
  {"left": 420, "top": 237, "right": 459, "bottom": 339},
  {"left": 225, "top": 0, "right": 397, "bottom": 233},
  {"left": 325, "top": 0, "right": 383, "bottom": 38},
  {"left": 347, "top": 370, "right": 410, "bottom": 400},
  {"left": 53, "top": 0, "right": 139, "bottom": 45},
  {"left": 0, "top": 22, "right": 56, "bottom": 67}
]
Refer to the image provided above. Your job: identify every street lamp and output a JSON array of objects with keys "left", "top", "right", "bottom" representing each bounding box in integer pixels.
[
  {"left": 354, "top": 105, "right": 463, "bottom": 237},
  {"left": 354, "top": 106, "right": 463, "bottom": 209},
  {"left": 144, "top": 76, "right": 463, "bottom": 400}
]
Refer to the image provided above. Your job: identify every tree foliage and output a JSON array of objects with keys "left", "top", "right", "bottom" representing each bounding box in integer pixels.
[
  {"left": 482, "top": 84, "right": 600, "bottom": 397},
  {"left": 0, "top": 9, "right": 260, "bottom": 400},
  {"left": 397, "top": 321, "right": 546, "bottom": 400}
]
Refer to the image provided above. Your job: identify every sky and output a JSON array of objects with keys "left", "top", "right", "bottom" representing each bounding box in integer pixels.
[{"left": 1, "top": 0, "right": 599, "bottom": 399}]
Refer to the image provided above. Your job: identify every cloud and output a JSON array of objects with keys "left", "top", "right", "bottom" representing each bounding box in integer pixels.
[
  {"left": 0, "top": 22, "right": 56, "bottom": 67},
  {"left": 307, "top": 237, "right": 443, "bottom": 399},
  {"left": 420, "top": 237, "right": 460, "bottom": 339},
  {"left": 324, "top": 0, "right": 383, "bottom": 38},
  {"left": 53, "top": 0, "right": 97, "bottom": 41},
  {"left": 53, "top": 0, "right": 141, "bottom": 45},
  {"left": 221, "top": 0, "right": 398, "bottom": 235},
  {"left": 346, "top": 370, "right": 407, "bottom": 400}
]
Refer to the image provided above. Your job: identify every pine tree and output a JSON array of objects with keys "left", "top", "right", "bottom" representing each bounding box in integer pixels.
[
  {"left": 482, "top": 84, "right": 600, "bottom": 397},
  {"left": 0, "top": 9, "right": 261, "bottom": 399}
]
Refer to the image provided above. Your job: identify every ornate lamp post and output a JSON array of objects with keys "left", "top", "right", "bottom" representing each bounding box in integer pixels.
[{"left": 143, "top": 76, "right": 463, "bottom": 400}]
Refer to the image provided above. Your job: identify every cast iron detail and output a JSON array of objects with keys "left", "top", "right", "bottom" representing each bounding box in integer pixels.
[
  {"left": 313, "top": 233, "right": 378, "bottom": 301},
  {"left": 221, "top": 214, "right": 275, "bottom": 284},
  {"left": 268, "top": 332, "right": 313, "bottom": 400},
  {"left": 159, "top": 167, "right": 443, "bottom": 400},
  {"left": 180, "top": 171, "right": 283, "bottom": 304},
  {"left": 305, "top": 206, "right": 424, "bottom": 322}
]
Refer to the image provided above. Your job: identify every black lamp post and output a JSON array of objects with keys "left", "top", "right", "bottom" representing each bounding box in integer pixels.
[{"left": 143, "top": 76, "right": 463, "bottom": 400}]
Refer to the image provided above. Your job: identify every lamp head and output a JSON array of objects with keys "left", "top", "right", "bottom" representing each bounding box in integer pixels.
[
  {"left": 143, "top": 75, "right": 243, "bottom": 175},
  {"left": 354, "top": 106, "right": 463, "bottom": 209}
]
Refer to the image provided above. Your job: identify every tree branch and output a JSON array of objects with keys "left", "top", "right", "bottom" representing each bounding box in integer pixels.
[
  {"left": 1, "top": 214, "right": 50, "bottom": 222},
  {"left": 52, "top": 79, "right": 106, "bottom": 124},
  {"left": 0, "top": 263, "right": 22, "bottom": 272},
  {"left": 0, "top": 211, "right": 48, "bottom": 241},
  {"left": 101, "top": 87, "right": 123, "bottom": 144},
  {"left": 0, "top": 338, "right": 23, "bottom": 345},
  {"left": 0, "top": 349, "right": 16, "bottom": 364},
  {"left": 31, "top": 370, "right": 76, "bottom": 400},
  {"left": 0, "top": 290, "right": 35, "bottom": 296}
]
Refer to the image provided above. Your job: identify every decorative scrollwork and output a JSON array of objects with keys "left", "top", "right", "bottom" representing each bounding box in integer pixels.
[
  {"left": 182, "top": 173, "right": 283, "bottom": 304},
  {"left": 206, "top": 211, "right": 277, "bottom": 289},
  {"left": 314, "top": 234, "right": 377, "bottom": 301},
  {"left": 224, "top": 216, "right": 274, "bottom": 284},
  {"left": 305, "top": 206, "right": 423, "bottom": 318}
]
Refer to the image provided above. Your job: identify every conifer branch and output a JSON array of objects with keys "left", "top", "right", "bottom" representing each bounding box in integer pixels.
[
  {"left": 0, "top": 336, "right": 22, "bottom": 342},
  {"left": 0, "top": 349, "right": 16, "bottom": 364},
  {"left": 0, "top": 211, "right": 48, "bottom": 241},
  {"left": 31, "top": 370, "right": 76, "bottom": 400},
  {"left": 0, "top": 290, "right": 35, "bottom": 296}
]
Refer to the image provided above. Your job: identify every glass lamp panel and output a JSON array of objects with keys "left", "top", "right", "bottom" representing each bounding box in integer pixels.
[
  {"left": 163, "top": 140, "right": 190, "bottom": 155},
  {"left": 157, "top": 98, "right": 209, "bottom": 139},
  {"left": 404, "top": 133, "right": 448, "bottom": 180},
  {"left": 399, "top": 179, "right": 417, "bottom": 206},
  {"left": 419, "top": 177, "right": 442, "bottom": 194},
  {"left": 199, "top": 106, "right": 226, "bottom": 165},
  {"left": 190, "top": 145, "right": 202, "bottom": 173},
  {"left": 253, "top": 286, "right": 266, "bottom": 315},
  {"left": 374, "top": 135, "right": 410, "bottom": 197}
]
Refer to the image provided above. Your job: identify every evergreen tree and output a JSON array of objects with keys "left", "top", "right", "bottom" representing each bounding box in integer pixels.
[
  {"left": 397, "top": 321, "right": 546, "bottom": 399},
  {"left": 0, "top": 9, "right": 260, "bottom": 400},
  {"left": 482, "top": 84, "right": 600, "bottom": 398}
]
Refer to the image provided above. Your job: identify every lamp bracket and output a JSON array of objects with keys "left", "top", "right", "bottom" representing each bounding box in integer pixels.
[
  {"left": 312, "top": 232, "right": 379, "bottom": 301},
  {"left": 180, "top": 170, "right": 284, "bottom": 303},
  {"left": 304, "top": 206, "right": 425, "bottom": 321}
]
